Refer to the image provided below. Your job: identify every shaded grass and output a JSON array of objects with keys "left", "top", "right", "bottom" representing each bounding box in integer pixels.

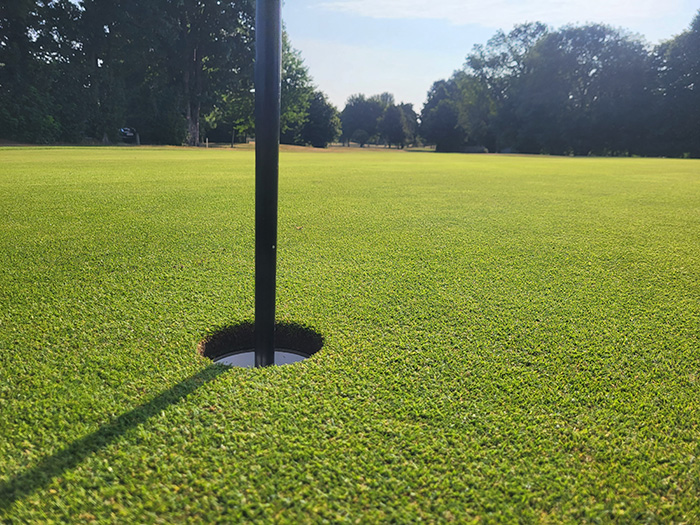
[{"left": 1, "top": 146, "right": 699, "bottom": 522}]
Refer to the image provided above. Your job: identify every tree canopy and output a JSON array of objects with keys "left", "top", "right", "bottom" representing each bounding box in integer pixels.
[
  {"left": 340, "top": 93, "right": 418, "bottom": 148},
  {"left": 417, "top": 12, "right": 700, "bottom": 157},
  {"left": 2, "top": 4, "right": 698, "bottom": 156},
  {"left": 0, "top": 0, "right": 339, "bottom": 147}
]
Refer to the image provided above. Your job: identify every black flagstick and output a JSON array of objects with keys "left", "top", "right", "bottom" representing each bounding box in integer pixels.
[{"left": 254, "top": 0, "right": 282, "bottom": 367}]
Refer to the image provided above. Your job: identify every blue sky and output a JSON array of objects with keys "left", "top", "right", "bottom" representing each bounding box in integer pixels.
[{"left": 282, "top": 0, "right": 699, "bottom": 111}]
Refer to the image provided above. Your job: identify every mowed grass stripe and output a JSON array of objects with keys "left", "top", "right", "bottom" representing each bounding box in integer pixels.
[{"left": 1, "top": 147, "right": 698, "bottom": 522}]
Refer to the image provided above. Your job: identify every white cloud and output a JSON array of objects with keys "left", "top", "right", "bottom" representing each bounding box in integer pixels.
[{"left": 317, "top": 0, "right": 683, "bottom": 33}]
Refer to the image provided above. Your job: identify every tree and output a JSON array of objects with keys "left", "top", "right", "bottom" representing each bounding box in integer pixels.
[
  {"left": 421, "top": 99, "right": 465, "bottom": 152},
  {"left": 0, "top": 0, "right": 61, "bottom": 143},
  {"left": 514, "top": 24, "right": 652, "bottom": 154},
  {"left": 374, "top": 92, "right": 395, "bottom": 108},
  {"left": 203, "top": 88, "right": 254, "bottom": 144},
  {"left": 1, "top": 0, "right": 256, "bottom": 145},
  {"left": 398, "top": 103, "right": 419, "bottom": 146},
  {"left": 2, "top": 0, "right": 333, "bottom": 147},
  {"left": 163, "top": 0, "right": 255, "bottom": 146},
  {"left": 467, "top": 22, "right": 549, "bottom": 97},
  {"left": 350, "top": 129, "right": 369, "bottom": 147},
  {"left": 340, "top": 93, "right": 385, "bottom": 145},
  {"left": 71, "top": 0, "right": 254, "bottom": 146},
  {"left": 654, "top": 10, "right": 700, "bottom": 157},
  {"left": 301, "top": 90, "right": 341, "bottom": 148},
  {"left": 280, "top": 32, "right": 314, "bottom": 145},
  {"left": 67, "top": 0, "right": 130, "bottom": 143},
  {"left": 205, "top": 31, "right": 316, "bottom": 146},
  {"left": 420, "top": 80, "right": 467, "bottom": 152},
  {"left": 205, "top": 31, "right": 317, "bottom": 147},
  {"left": 449, "top": 71, "right": 497, "bottom": 150},
  {"left": 378, "top": 104, "right": 409, "bottom": 148},
  {"left": 465, "top": 22, "right": 549, "bottom": 151}
]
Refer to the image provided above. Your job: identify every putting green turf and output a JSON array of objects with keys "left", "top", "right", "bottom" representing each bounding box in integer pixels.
[{"left": 1, "top": 146, "right": 698, "bottom": 522}]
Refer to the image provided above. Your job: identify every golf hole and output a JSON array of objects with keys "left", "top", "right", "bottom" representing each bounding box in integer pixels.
[{"left": 198, "top": 321, "right": 323, "bottom": 368}]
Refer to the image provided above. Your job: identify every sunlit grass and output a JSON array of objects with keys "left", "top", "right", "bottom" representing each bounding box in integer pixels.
[{"left": 1, "top": 146, "right": 699, "bottom": 522}]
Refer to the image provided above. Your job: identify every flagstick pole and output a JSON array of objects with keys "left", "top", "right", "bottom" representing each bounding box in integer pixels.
[{"left": 254, "top": 0, "right": 282, "bottom": 367}]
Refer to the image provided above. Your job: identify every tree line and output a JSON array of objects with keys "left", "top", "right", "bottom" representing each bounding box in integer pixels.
[
  {"left": 339, "top": 12, "right": 699, "bottom": 157},
  {"left": 0, "top": 0, "right": 341, "bottom": 147},
  {"left": 2, "top": 3, "right": 698, "bottom": 157},
  {"left": 418, "top": 14, "right": 700, "bottom": 157}
]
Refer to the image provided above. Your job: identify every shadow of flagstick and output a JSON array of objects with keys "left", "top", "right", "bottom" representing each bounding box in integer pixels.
[{"left": 0, "top": 365, "right": 229, "bottom": 512}]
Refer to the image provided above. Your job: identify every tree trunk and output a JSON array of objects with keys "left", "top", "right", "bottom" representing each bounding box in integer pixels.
[
  {"left": 187, "top": 101, "right": 200, "bottom": 146},
  {"left": 184, "top": 43, "right": 201, "bottom": 147}
]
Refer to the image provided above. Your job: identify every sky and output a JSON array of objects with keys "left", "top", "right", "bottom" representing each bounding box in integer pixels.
[{"left": 281, "top": 0, "right": 699, "bottom": 111}]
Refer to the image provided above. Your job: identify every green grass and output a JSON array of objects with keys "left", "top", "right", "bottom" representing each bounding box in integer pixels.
[{"left": 1, "top": 146, "right": 699, "bottom": 523}]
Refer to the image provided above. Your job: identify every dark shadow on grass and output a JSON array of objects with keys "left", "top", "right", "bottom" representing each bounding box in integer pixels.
[
  {"left": 198, "top": 320, "right": 324, "bottom": 360},
  {"left": 0, "top": 365, "right": 227, "bottom": 512}
]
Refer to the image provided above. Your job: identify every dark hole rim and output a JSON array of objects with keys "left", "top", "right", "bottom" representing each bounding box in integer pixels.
[{"left": 197, "top": 321, "right": 324, "bottom": 361}]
